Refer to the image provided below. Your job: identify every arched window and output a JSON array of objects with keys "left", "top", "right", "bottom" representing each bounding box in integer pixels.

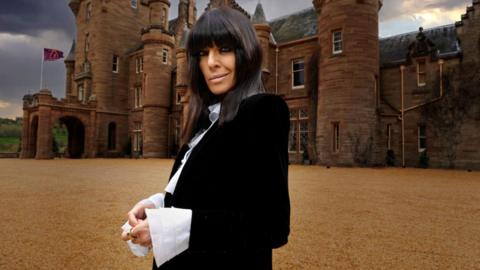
[{"left": 108, "top": 122, "right": 116, "bottom": 150}]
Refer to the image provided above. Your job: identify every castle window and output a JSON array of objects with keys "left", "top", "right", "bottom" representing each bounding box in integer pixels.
[
  {"left": 108, "top": 122, "right": 116, "bottom": 150},
  {"left": 112, "top": 55, "right": 119, "bottom": 73},
  {"left": 83, "top": 61, "right": 91, "bottom": 72},
  {"left": 163, "top": 8, "right": 168, "bottom": 26},
  {"left": 176, "top": 90, "right": 181, "bottom": 105},
  {"left": 417, "top": 59, "right": 426, "bottom": 86},
  {"left": 85, "top": 33, "right": 89, "bottom": 53},
  {"left": 289, "top": 108, "right": 309, "bottom": 155},
  {"left": 418, "top": 125, "right": 426, "bottom": 152},
  {"left": 133, "top": 122, "right": 143, "bottom": 153},
  {"left": 386, "top": 124, "right": 392, "bottom": 150},
  {"left": 78, "top": 84, "right": 85, "bottom": 102},
  {"left": 86, "top": 2, "right": 92, "bottom": 21},
  {"left": 332, "top": 30, "right": 343, "bottom": 55},
  {"left": 292, "top": 58, "right": 305, "bottom": 89},
  {"left": 135, "top": 57, "right": 144, "bottom": 73},
  {"left": 134, "top": 86, "right": 142, "bottom": 108},
  {"left": 131, "top": 0, "right": 138, "bottom": 9},
  {"left": 162, "top": 48, "right": 168, "bottom": 64},
  {"left": 332, "top": 122, "right": 340, "bottom": 152}
]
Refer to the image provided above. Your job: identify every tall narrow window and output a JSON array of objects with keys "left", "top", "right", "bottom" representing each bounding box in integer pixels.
[
  {"left": 288, "top": 108, "right": 309, "bottom": 156},
  {"left": 176, "top": 90, "right": 181, "bottom": 105},
  {"left": 86, "top": 2, "right": 92, "bottom": 21},
  {"left": 332, "top": 122, "right": 340, "bottom": 152},
  {"left": 108, "top": 122, "right": 116, "bottom": 150},
  {"left": 78, "top": 84, "right": 85, "bottom": 102},
  {"left": 162, "top": 48, "right": 168, "bottom": 64},
  {"left": 418, "top": 125, "right": 426, "bottom": 152},
  {"left": 332, "top": 30, "right": 343, "bottom": 55},
  {"left": 134, "top": 87, "right": 142, "bottom": 108},
  {"left": 133, "top": 122, "right": 142, "bottom": 153},
  {"left": 131, "top": 0, "right": 138, "bottom": 9},
  {"left": 386, "top": 124, "right": 392, "bottom": 150},
  {"left": 163, "top": 8, "right": 168, "bottom": 26},
  {"left": 135, "top": 57, "right": 143, "bottom": 73},
  {"left": 289, "top": 109, "right": 298, "bottom": 153},
  {"left": 292, "top": 58, "right": 305, "bottom": 89},
  {"left": 417, "top": 59, "right": 426, "bottom": 86},
  {"left": 135, "top": 57, "right": 140, "bottom": 74},
  {"left": 112, "top": 55, "right": 119, "bottom": 73},
  {"left": 85, "top": 33, "right": 89, "bottom": 53}
]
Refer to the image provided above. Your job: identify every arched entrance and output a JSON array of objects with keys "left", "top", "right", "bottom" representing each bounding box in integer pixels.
[
  {"left": 58, "top": 116, "right": 85, "bottom": 158},
  {"left": 51, "top": 120, "right": 68, "bottom": 157},
  {"left": 29, "top": 116, "right": 38, "bottom": 158}
]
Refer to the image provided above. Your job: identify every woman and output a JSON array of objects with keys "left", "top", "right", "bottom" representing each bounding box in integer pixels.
[{"left": 121, "top": 7, "right": 290, "bottom": 270}]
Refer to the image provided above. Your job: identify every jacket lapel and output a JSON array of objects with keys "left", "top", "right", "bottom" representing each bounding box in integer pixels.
[{"left": 172, "top": 121, "right": 219, "bottom": 196}]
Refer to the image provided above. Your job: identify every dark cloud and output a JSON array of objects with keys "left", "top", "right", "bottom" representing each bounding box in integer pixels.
[{"left": 0, "top": 0, "right": 75, "bottom": 38}]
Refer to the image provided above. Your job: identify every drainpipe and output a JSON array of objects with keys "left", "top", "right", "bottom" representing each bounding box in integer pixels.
[
  {"left": 400, "top": 65, "right": 405, "bottom": 168},
  {"left": 275, "top": 47, "right": 279, "bottom": 94}
]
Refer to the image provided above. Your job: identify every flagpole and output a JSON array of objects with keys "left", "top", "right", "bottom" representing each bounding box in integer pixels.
[{"left": 40, "top": 49, "right": 44, "bottom": 90}]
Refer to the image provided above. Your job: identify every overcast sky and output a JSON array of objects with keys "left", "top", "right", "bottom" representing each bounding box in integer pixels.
[{"left": 0, "top": 0, "right": 472, "bottom": 119}]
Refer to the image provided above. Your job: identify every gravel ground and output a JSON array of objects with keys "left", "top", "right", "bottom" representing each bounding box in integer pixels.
[{"left": 0, "top": 159, "right": 479, "bottom": 270}]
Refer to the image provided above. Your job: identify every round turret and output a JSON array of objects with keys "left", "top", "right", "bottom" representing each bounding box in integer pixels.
[{"left": 313, "top": 0, "right": 382, "bottom": 166}]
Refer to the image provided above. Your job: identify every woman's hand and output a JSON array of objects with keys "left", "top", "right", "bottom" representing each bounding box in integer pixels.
[
  {"left": 130, "top": 219, "right": 152, "bottom": 247},
  {"left": 127, "top": 200, "right": 155, "bottom": 227},
  {"left": 120, "top": 200, "right": 155, "bottom": 242}
]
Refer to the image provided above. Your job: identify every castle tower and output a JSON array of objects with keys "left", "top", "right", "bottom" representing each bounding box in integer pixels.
[
  {"left": 141, "top": 0, "right": 175, "bottom": 157},
  {"left": 251, "top": 1, "right": 271, "bottom": 83},
  {"left": 175, "top": 0, "right": 196, "bottom": 47},
  {"left": 455, "top": 0, "right": 480, "bottom": 66},
  {"left": 68, "top": 0, "right": 149, "bottom": 155},
  {"left": 178, "top": 0, "right": 196, "bottom": 28},
  {"left": 176, "top": 29, "right": 190, "bottom": 121},
  {"left": 64, "top": 41, "right": 75, "bottom": 100},
  {"left": 313, "top": 0, "right": 382, "bottom": 166},
  {"left": 206, "top": 0, "right": 250, "bottom": 18}
]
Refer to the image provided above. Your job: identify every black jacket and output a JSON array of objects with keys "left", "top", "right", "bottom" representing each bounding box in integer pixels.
[{"left": 154, "top": 93, "right": 290, "bottom": 270}]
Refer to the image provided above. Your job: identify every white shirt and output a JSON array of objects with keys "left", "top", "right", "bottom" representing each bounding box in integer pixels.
[{"left": 122, "top": 103, "right": 221, "bottom": 268}]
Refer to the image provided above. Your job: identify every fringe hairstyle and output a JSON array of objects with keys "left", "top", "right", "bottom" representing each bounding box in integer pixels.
[{"left": 182, "top": 7, "right": 265, "bottom": 144}]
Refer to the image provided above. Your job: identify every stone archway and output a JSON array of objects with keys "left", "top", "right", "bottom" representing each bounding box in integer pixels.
[
  {"left": 28, "top": 116, "right": 39, "bottom": 158},
  {"left": 58, "top": 116, "right": 85, "bottom": 159}
]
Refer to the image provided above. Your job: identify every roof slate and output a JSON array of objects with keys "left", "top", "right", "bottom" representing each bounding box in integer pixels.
[
  {"left": 269, "top": 8, "right": 317, "bottom": 44},
  {"left": 380, "top": 25, "right": 460, "bottom": 66}
]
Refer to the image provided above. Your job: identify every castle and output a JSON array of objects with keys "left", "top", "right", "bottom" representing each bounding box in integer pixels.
[{"left": 20, "top": 0, "right": 480, "bottom": 169}]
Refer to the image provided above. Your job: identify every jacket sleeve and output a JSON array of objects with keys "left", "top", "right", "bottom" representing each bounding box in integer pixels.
[{"left": 188, "top": 95, "right": 291, "bottom": 253}]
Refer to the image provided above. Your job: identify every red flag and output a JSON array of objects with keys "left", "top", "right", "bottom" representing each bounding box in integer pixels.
[{"left": 43, "top": 48, "right": 64, "bottom": 61}]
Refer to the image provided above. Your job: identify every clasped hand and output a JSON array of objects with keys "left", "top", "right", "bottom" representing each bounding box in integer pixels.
[{"left": 121, "top": 201, "right": 155, "bottom": 247}]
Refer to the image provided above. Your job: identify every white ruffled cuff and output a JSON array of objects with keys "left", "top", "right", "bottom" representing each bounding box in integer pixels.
[
  {"left": 145, "top": 193, "right": 165, "bottom": 208},
  {"left": 145, "top": 208, "right": 192, "bottom": 268}
]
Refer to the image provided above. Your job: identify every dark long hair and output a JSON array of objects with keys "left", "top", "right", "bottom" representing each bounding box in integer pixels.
[{"left": 182, "top": 7, "right": 264, "bottom": 144}]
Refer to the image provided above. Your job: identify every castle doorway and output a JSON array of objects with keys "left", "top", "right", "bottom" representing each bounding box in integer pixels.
[
  {"left": 29, "top": 116, "right": 38, "bottom": 158},
  {"left": 58, "top": 116, "right": 85, "bottom": 158},
  {"left": 51, "top": 120, "right": 68, "bottom": 157}
]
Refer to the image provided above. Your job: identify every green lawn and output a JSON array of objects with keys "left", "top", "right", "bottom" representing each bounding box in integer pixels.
[
  {"left": 0, "top": 120, "right": 68, "bottom": 153},
  {"left": 0, "top": 137, "right": 20, "bottom": 152}
]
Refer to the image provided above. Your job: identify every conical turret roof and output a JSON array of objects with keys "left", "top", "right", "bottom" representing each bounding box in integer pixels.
[{"left": 251, "top": 1, "right": 268, "bottom": 24}]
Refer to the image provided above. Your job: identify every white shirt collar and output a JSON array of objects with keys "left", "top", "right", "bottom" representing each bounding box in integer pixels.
[{"left": 208, "top": 102, "right": 221, "bottom": 123}]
